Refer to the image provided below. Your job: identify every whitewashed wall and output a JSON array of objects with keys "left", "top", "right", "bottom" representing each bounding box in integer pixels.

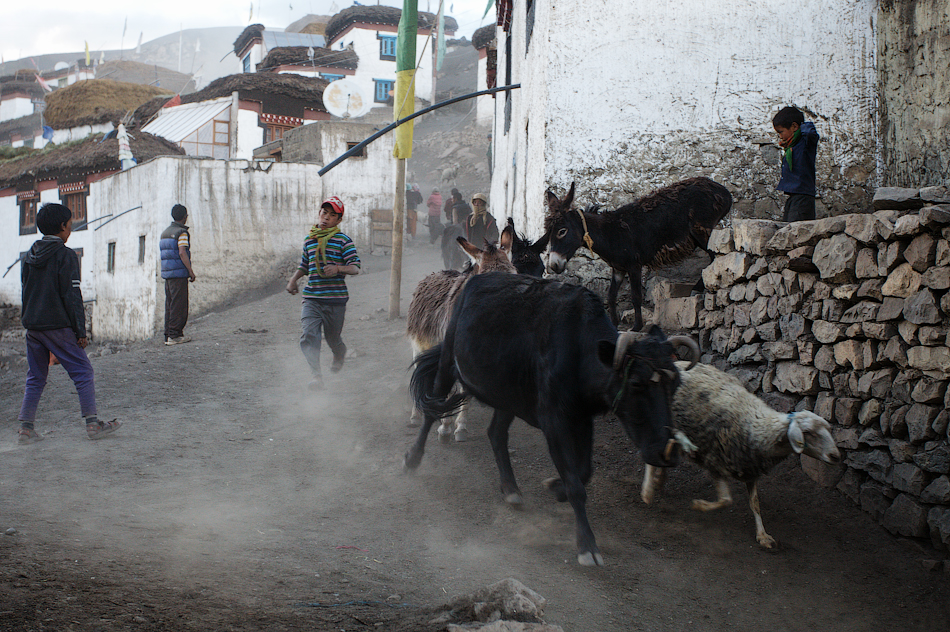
[
  {"left": 236, "top": 107, "right": 263, "bottom": 159},
  {"left": 475, "top": 46, "right": 492, "bottom": 126},
  {"left": 0, "top": 192, "right": 96, "bottom": 306},
  {"left": 0, "top": 96, "right": 35, "bottom": 123},
  {"left": 90, "top": 146, "right": 391, "bottom": 341},
  {"left": 491, "top": 0, "right": 879, "bottom": 238},
  {"left": 331, "top": 28, "right": 435, "bottom": 109}
]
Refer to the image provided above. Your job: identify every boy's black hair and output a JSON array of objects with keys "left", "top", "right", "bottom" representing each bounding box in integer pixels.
[
  {"left": 36, "top": 203, "right": 73, "bottom": 236},
  {"left": 773, "top": 106, "right": 805, "bottom": 129},
  {"left": 171, "top": 204, "right": 188, "bottom": 221}
]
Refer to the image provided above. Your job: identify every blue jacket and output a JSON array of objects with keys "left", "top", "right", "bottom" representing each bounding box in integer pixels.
[
  {"left": 160, "top": 221, "right": 191, "bottom": 279},
  {"left": 776, "top": 121, "right": 819, "bottom": 197}
]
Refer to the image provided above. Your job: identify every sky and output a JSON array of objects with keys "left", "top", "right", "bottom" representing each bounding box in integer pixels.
[{"left": 1, "top": 0, "right": 494, "bottom": 63}]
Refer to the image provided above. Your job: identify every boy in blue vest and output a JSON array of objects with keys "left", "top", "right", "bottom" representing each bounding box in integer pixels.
[
  {"left": 773, "top": 106, "right": 820, "bottom": 222},
  {"left": 160, "top": 204, "right": 196, "bottom": 345},
  {"left": 16, "top": 203, "right": 121, "bottom": 444},
  {"left": 286, "top": 197, "right": 361, "bottom": 391}
]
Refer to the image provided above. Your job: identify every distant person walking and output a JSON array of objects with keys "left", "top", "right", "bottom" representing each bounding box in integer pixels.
[
  {"left": 405, "top": 184, "right": 423, "bottom": 238},
  {"left": 426, "top": 188, "right": 443, "bottom": 244},
  {"left": 286, "top": 197, "right": 361, "bottom": 391},
  {"left": 16, "top": 203, "right": 120, "bottom": 444},
  {"left": 160, "top": 204, "right": 196, "bottom": 345}
]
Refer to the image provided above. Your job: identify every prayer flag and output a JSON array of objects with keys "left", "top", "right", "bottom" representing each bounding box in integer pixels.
[
  {"left": 136, "top": 32, "right": 143, "bottom": 55},
  {"left": 483, "top": 0, "right": 495, "bottom": 19},
  {"left": 123, "top": 17, "right": 127, "bottom": 38},
  {"left": 85, "top": 41, "right": 90, "bottom": 65},
  {"left": 392, "top": 0, "right": 417, "bottom": 159},
  {"left": 36, "top": 75, "right": 52, "bottom": 92}
]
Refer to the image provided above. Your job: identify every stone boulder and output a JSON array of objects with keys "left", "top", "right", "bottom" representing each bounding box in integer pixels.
[{"left": 873, "top": 187, "right": 923, "bottom": 210}]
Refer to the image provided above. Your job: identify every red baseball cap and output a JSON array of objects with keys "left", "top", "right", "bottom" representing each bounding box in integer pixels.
[{"left": 321, "top": 196, "right": 344, "bottom": 216}]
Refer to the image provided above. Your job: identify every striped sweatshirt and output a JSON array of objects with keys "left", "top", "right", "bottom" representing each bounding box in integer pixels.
[{"left": 298, "top": 232, "right": 361, "bottom": 302}]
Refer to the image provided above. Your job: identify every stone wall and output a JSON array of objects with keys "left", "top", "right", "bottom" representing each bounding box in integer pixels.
[
  {"left": 679, "top": 190, "right": 950, "bottom": 551},
  {"left": 878, "top": 0, "right": 950, "bottom": 187}
]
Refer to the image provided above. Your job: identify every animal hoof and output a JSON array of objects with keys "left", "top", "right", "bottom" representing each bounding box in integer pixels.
[
  {"left": 577, "top": 551, "right": 604, "bottom": 567},
  {"left": 542, "top": 477, "right": 568, "bottom": 502},
  {"left": 757, "top": 534, "right": 777, "bottom": 549},
  {"left": 403, "top": 451, "right": 422, "bottom": 471},
  {"left": 437, "top": 429, "right": 453, "bottom": 444},
  {"left": 691, "top": 499, "right": 714, "bottom": 512},
  {"left": 454, "top": 428, "right": 469, "bottom": 442},
  {"left": 641, "top": 491, "right": 654, "bottom": 505},
  {"left": 504, "top": 492, "right": 523, "bottom": 507}
]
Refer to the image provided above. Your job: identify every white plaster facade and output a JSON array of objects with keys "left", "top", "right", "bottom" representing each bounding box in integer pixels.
[
  {"left": 89, "top": 123, "right": 393, "bottom": 341},
  {"left": 0, "top": 94, "right": 37, "bottom": 122},
  {"left": 328, "top": 25, "right": 437, "bottom": 108},
  {"left": 490, "top": 1, "right": 879, "bottom": 238},
  {"left": 0, "top": 194, "right": 96, "bottom": 306},
  {"left": 474, "top": 45, "right": 492, "bottom": 126}
]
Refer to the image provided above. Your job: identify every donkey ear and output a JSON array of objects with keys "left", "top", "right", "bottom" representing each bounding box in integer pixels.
[
  {"left": 545, "top": 189, "right": 559, "bottom": 210},
  {"left": 564, "top": 182, "right": 576, "bottom": 208},
  {"left": 457, "top": 235, "right": 483, "bottom": 261},
  {"left": 499, "top": 222, "right": 514, "bottom": 252},
  {"left": 531, "top": 230, "right": 550, "bottom": 253}
]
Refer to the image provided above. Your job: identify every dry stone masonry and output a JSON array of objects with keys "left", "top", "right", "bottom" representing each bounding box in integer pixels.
[{"left": 685, "top": 186, "right": 950, "bottom": 551}]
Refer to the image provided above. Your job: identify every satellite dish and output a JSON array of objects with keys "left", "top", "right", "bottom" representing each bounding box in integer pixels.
[
  {"left": 54, "top": 61, "right": 69, "bottom": 71},
  {"left": 322, "top": 78, "right": 371, "bottom": 119}
]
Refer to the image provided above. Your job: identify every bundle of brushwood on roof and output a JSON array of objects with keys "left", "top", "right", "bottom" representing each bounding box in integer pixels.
[
  {"left": 233, "top": 24, "right": 265, "bottom": 55},
  {"left": 257, "top": 46, "right": 359, "bottom": 72},
  {"left": 43, "top": 79, "right": 172, "bottom": 130},
  {"left": 0, "top": 132, "right": 183, "bottom": 188},
  {"left": 181, "top": 73, "right": 330, "bottom": 107},
  {"left": 324, "top": 5, "right": 457, "bottom": 43},
  {"left": 472, "top": 24, "right": 496, "bottom": 50}
]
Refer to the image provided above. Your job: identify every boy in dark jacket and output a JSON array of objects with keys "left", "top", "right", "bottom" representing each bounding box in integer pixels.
[
  {"left": 773, "top": 106, "right": 820, "bottom": 222},
  {"left": 16, "top": 203, "right": 120, "bottom": 444}
]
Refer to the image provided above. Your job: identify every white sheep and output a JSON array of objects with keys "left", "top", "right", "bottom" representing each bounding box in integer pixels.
[{"left": 641, "top": 361, "right": 841, "bottom": 548}]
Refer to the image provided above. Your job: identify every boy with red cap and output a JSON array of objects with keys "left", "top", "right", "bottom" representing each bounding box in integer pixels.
[{"left": 286, "top": 197, "right": 361, "bottom": 390}]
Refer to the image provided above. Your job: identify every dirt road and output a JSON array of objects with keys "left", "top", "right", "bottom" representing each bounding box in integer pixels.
[{"left": 2, "top": 238, "right": 948, "bottom": 631}]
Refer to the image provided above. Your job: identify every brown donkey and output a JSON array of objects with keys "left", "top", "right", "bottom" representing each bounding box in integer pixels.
[{"left": 406, "top": 226, "right": 517, "bottom": 441}]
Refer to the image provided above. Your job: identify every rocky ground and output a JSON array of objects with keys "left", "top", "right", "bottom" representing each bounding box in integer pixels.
[{"left": 2, "top": 241, "right": 949, "bottom": 631}]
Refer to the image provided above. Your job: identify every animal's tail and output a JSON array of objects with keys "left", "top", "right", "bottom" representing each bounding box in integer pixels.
[{"left": 409, "top": 344, "right": 466, "bottom": 420}]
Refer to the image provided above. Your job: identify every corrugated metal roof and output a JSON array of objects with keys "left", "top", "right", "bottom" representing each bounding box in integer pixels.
[
  {"left": 142, "top": 97, "right": 231, "bottom": 143},
  {"left": 263, "top": 31, "right": 326, "bottom": 50}
]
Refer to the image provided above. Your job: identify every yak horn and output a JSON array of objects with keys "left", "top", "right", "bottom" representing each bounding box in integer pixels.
[
  {"left": 668, "top": 335, "right": 700, "bottom": 370},
  {"left": 613, "top": 331, "right": 648, "bottom": 370}
]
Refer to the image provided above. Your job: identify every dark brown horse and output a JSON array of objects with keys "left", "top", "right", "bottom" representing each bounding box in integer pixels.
[{"left": 544, "top": 177, "right": 732, "bottom": 330}]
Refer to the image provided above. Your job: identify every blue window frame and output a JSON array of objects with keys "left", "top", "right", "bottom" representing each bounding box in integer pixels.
[
  {"left": 379, "top": 35, "right": 396, "bottom": 60},
  {"left": 243, "top": 54, "right": 251, "bottom": 73},
  {"left": 320, "top": 73, "right": 344, "bottom": 82},
  {"left": 374, "top": 79, "right": 394, "bottom": 103}
]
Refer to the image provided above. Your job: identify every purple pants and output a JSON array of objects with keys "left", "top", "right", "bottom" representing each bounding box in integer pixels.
[{"left": 19, "top": 328, "right": 97, "bottom": 423}]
